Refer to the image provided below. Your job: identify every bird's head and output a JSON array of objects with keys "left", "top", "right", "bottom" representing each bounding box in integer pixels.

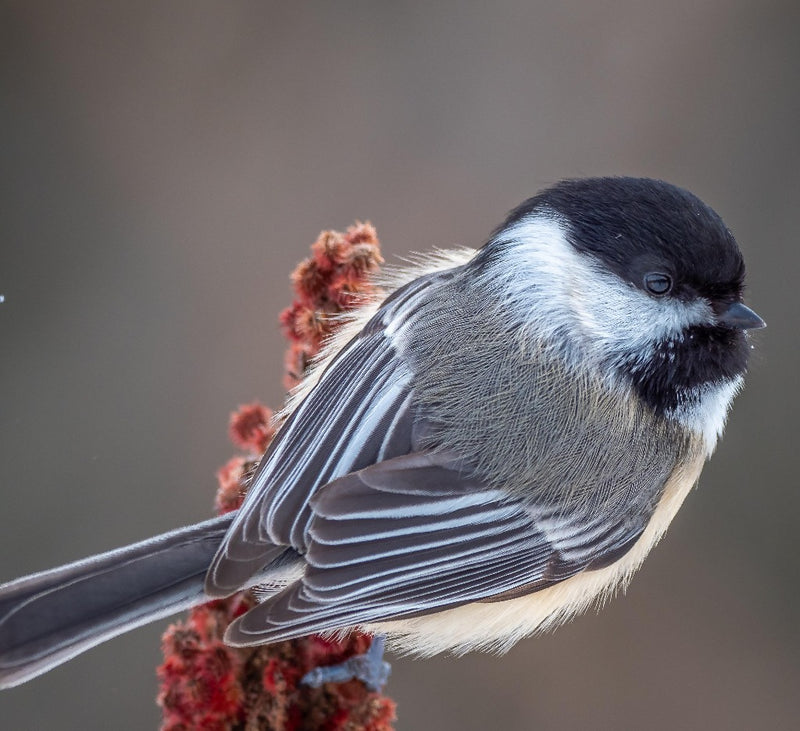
[{"left": 477, "top": 177, "right": 764, "bottom": 449}]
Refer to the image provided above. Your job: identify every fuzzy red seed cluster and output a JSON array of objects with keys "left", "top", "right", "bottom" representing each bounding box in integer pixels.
[
  {"left": 228, "top": 402, "right": 277, "bottom": 456},
  {"left": 158, "top": 223, "right": 395, "bottom": 730},
  {"left": 280, "top": 222, "right": 384, "bottom": 390}
]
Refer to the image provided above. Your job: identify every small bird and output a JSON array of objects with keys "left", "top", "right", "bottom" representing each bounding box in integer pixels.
[{"left": 0, "top": 177, "right": 764, "bottom": 691}]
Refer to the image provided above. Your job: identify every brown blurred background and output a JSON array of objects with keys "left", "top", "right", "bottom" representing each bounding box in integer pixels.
[{"left": 0, "top": 2, "right": 798, "bottom": 729}]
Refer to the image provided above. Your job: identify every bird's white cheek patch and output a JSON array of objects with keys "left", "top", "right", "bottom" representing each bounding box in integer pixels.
[
  {"left": 492, "top": 216, "right": 713, "bottom": 373},
  {"left": 576, "top": 281, "right": 712, "bottom": 364}
]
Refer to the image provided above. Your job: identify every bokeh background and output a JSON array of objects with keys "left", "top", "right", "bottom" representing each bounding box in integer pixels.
[{"left": 1, "top": 2, "right": 798, "bottom": 729}]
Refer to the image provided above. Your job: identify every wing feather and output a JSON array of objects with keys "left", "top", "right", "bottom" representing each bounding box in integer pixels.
[
  {"left": 205, "top": 269, "right": 457, "bottom": 596},
  {"left": 224, "top": 452, "right": 650, "bottom": 645}
]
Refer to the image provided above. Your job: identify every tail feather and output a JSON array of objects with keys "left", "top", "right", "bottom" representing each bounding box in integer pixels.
[{"left": 0, "top": 513, "right": 292, "bottom": 689}]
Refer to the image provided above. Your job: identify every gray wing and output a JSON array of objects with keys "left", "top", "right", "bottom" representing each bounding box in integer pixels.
[
  {"left": 206, "top": 269, "right": 457, "bottom": 596},
  {"left": 224, "top": 451, "right": 647, "bottom": 644}
]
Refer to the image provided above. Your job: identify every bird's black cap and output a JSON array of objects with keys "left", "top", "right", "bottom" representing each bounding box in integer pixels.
[{"left": 501, "top": 177, "right": 746, "bottom": 305}]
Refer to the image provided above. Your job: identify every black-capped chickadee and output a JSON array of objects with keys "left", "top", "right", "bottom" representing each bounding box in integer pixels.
[{"left": 0, "top": 177, "right": 765, "bottom": 689}]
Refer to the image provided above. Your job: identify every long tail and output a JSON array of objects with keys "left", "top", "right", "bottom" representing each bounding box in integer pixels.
[{"left": 0, "top": 513, "right": 293, "bottom": 688}]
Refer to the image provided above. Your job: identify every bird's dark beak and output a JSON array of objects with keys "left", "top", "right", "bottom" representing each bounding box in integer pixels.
[{"left": 717, "top": 301, "right": 766, "bottom": 330}]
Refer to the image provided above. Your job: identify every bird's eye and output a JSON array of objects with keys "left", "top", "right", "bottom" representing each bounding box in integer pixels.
[{"left": 643, "top": 272, "right": 673, "bottom": 296}]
